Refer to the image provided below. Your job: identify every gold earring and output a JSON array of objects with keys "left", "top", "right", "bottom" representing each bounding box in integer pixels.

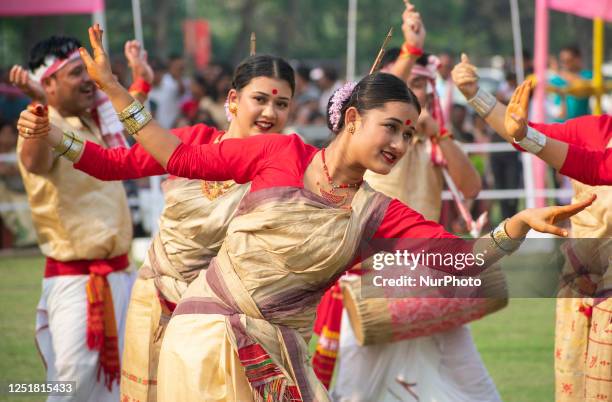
[
  {"left": 229, "top": 103, "right": 238, "bottom": 115},
  {"left": 348, "top": 124, "right": 355, "bottom": 135}
]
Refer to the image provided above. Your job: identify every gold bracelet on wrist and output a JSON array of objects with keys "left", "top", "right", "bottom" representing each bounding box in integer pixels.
[
  {"left": 122, "top": 108, "right": 153, "bottom": 135},
  {"left": 54, "top": 131, "right": 84, "bottom": 162},
  {"left": 117, "top": 100, "right": 145, "bottom": 121},
  {"left": 490, "top": 218, "right": 524, "bottom": 254}
]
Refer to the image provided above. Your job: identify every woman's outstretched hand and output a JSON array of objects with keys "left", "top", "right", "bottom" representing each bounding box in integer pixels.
[
  {"left": 508, "top": 194, "right": 596, "bottom": 238},
  {"left": 505, "top": 80, "right": 533, "bottom": 141},
  {"left": 79, "top": 24, "right": 118, "bottom": 92}
]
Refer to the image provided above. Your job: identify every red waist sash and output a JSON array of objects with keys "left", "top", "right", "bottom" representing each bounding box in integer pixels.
[{"left": 44, "top": 254, "right": 129, "bottom": 391}]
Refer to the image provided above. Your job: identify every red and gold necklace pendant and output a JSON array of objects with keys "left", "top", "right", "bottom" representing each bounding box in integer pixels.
[
  {"left": 317, "top": 148, "right": 362, "bottom": 207},
  {"left": 317, "top": 182, "right": 348, "bottom": 205},
  {"left": 201, "top": 179, "right": 235, "bottom": 201}
]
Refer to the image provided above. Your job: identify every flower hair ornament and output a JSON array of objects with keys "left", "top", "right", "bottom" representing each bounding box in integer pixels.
[{"left": 328, "top": 81, "right": 357, "bottom": 132}]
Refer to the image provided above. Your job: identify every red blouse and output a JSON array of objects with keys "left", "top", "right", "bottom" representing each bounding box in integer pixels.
[
  {"left": 74, "top": 123, "right": 223, "bottom": 180},
  {"left": 165, "top": 134, "right": 477, "bottom": 274},
  {"left": 528, "top": 115, "right": 612, "bottom": 186}
]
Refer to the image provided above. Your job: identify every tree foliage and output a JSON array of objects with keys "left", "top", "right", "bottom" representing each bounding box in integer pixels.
[{"left": 1, "top": 0, "right": 610, "bottom": 75}]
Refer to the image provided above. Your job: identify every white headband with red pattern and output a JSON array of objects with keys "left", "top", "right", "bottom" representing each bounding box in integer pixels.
[{"left": 30, "top": 50, "right": 81, "bottom": 84}]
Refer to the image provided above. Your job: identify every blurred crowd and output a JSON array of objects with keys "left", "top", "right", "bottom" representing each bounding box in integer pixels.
[{"left": 0, "top": 43, "right": 607, "bottom": 248}]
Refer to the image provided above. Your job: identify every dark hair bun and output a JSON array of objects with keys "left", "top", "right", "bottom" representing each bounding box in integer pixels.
[
  {"left": 232, "top": 55, "right": 295, "bottom": 95},
  {"left": 325, "top": 72, "right": 421, "bottom": 134}
]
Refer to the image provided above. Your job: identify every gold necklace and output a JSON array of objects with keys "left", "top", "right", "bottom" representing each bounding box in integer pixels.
[
  {"left": 316, "top": 148, "right": 362, "bottom": 206},
  {"left": 200, "top": 131, "right": 237, "bottom": 200},
  {"left": 201, "top": 179, "right": 235, "bottom": 200}
]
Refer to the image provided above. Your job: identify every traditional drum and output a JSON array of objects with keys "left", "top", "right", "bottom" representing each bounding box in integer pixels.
[{"left": 340, "top": 265, "right": 508, "bottom": 345}]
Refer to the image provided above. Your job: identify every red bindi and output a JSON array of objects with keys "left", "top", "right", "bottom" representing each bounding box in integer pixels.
[
  {"left": 272, "top": 89, "right": 278, "bottom": 95},
  {"left": 405, "top": 119, "right": 412, "bottom": 126}
]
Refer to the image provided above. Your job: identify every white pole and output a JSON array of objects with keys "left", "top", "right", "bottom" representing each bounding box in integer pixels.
[
  {"left": 186, "top": 0, "right": 196, "bottom": 18},
  {"left": 509, "top": 0, "right": 525, "bottom": 82},
  {"left": 346, "top": 0, "right": 357, "bottom": 81},
  {"left": 131, "top": 0, "right": 144, "bottom": 45},
  {"left": 92, "top": 9, "right": 109, "bottom": 52},
  {"left": 509, "top": 0, "right": 535, "bottom": 208},
  {"left": 521, "top": 154, "right": 536, "bottom": 209},
  {"left": 129, "top": 0, "right": 161, "bottom": 234}
]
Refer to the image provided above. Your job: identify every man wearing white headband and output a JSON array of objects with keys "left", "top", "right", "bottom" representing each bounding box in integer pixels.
[{"left": 12, "top": 35, "right": 136, "bottom": 402}]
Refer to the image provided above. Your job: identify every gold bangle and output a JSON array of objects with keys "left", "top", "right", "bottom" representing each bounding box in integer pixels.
[
  {"left": 54, "top": 131, "right": 84, "bottom": 162},
  {"left": 53, "top": 131, "right": 73, "bottom": 156},
  {"left": 64, "top": 134, "right": 84, "bottom": 162},
  {"left": 117, "top": 100, "right": 145, "bottom": 121},
  {"left": 490, "top": 219, "right": 524, "bottom": 254},
  {"left": 122, "top": 108, "right": 153, "bottom": 135}
]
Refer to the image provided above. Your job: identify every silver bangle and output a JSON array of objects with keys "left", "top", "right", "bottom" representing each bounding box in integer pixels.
[
  {"left": 490, "top": 219, "right": 524, "bottom": 254},
  {"left": 467, "top": 87, "right": 497, "bottom": 118},
  {"left": 514, "top": 126, "right": 547, "bottom": 155}
]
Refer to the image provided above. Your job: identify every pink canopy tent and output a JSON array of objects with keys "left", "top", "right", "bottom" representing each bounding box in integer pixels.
[
  {"left": 0, "top": 0, "right": 108, "bottom": 49},
  {"left": 0, "top": 0, "right": 104, "bottom": 16},
  {"left": 548, "top": 0, "right": 612, "bottom": 21}
]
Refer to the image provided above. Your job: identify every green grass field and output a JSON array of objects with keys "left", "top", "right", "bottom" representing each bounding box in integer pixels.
[
  {"left": 0, "top": 255, "right": 556, "bottom": 401},
  {"left": 0, "top": 256, "right": 45, "bottom": 402}
]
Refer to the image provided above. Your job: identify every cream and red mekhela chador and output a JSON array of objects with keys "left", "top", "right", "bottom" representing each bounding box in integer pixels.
[
  {"left": 520, "top": 116, "right": 612, "bottom": 402},
  {"left": 327, "top": 133, "right": 502, "bottom": 402},
  {"left": 74, "top": 123, "right": 249, "bottom": 402},
  {"left": 312, "top": 133, "right": 445, "bottom": 388},
  {"left": 313, "top": 71, "right": 447, "bottom": 389},
  {"left": 17, "top": 106, "right": 135, "bottom": 402},
  {"left": 154, "top": 133, "right": 509, "bottom": 401}
]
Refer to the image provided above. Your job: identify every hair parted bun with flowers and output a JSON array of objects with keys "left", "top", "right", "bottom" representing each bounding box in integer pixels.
[
  {"left": 326, "top": 73, "right": 421, "bottom": 136},
  {"left": 328, "top": 81, "right": 357, "bottom": 132}
]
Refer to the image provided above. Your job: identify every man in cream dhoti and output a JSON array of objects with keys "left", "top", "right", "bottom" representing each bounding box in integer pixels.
[{"left": 14, "top": 35, "right": 135, "bottom": 401}]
